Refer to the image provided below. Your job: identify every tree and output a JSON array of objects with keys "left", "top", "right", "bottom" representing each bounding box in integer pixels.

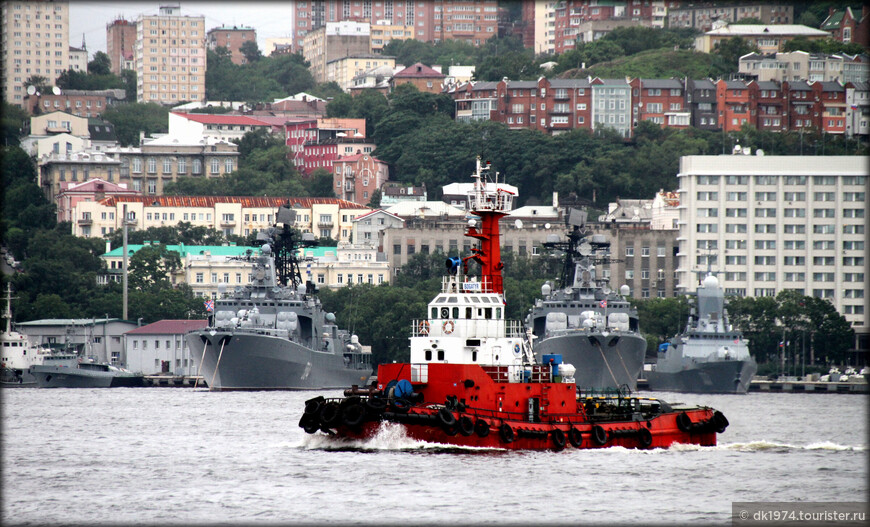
[
  {"left": 100, "top": 102, "right": 170, "bottom": 146},
  {"left": 366, "top": 188, "right": 381, "bottom": 208},
  {"left": 24, "top": 75, "right": 52, "bottom": 94},
  {"left": 712, "top": 37, "right": 759, "bottom": 73},
  {"left": 88, "top": 51, "right": 112, "bottom": 75},
  {"left": 239, "top": 40, "right": 262, "bottom": 63},
  {"left": 128, "top": 244, "right": 182, "bottom": 293},
  {"left": 1, "top": 103, "right": 29, "bottom": 146},
  {"left": 305, "top": 169, "right": 337, "bottom": 198}
]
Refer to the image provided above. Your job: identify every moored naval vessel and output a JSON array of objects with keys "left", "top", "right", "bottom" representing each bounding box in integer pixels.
[
  {"left": 185, "top": 204, "right": 372, "bottom": 391},
  {"left": 525, "top": 210, "right": 646, "bottom": 392},
  {"left": 645, "top": 272, "right": 757, "bottom": 394}
]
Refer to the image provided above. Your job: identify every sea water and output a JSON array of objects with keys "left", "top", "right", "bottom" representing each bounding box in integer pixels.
[{"left": 2, "top": 388, "right": 866, "bottom": 525}]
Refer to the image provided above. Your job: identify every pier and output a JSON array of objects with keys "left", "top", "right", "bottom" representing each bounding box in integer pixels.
[
  {"left": 637, "top": 378, "right": 868, "bottom": 394},
  {"left": 142, "top": 375, "right": 206, "bottom": 388}
]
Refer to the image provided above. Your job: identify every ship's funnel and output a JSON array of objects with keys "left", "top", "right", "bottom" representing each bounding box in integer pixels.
[{"left": 446, "top": 257, "right": 461, "bottom": 275}]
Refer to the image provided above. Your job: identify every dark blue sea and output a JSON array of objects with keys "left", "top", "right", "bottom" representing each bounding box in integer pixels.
[{"left": 2, "top": 388, "right": 866, "bottom": 525}]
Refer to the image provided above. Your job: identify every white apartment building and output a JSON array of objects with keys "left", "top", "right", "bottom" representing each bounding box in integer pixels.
[
  {"left": 73, "top": 196, "right": 370, "bottom": 242},
  {"left": 2, "top": 0, "right": 70, "bottom": 106},
  {"left": 135, "top": 5, "right": 206, "bottom": 104},
  {"left": 676, "top": 154, "right": 868, "bottom": 333}
]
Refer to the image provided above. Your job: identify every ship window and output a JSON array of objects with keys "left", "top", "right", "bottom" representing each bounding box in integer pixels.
[
  {"left": 441, "top": 307, "right": 449, "bottom": 318},
  {"left": 485, "top": 308, "right": 493, "bottom": 319},
  {"left": 471, "top": 297, "right": 480, "bottom": 303},
  {"left": 480, "top": 297, "right": 490, "bottom": 303},
  {"left": 437, "top": 350, "right": 445, "bottom": 361},
  {"left": 472, "top": 351, "right": 477, "bottom": 361},
  {"left": 466, "top": 308, "right": 472, "bottom": 318},
  {"left": 452, "top": 307, "right": 459, "bottom": 319},
  {"left": 496, "top": 308, "right": 502, "bottom": 319},
  {"left": 447, "top": 297, "right": 458, "bottom": 303},
  {"left": 432, "top": 308, "right": 438, "bottom": 318},
  {"left": 436, "top": 296, "right": 446, "bottom": 302},
  {"left": 425, "top": 349, "right": 432, "bottom": 361}
]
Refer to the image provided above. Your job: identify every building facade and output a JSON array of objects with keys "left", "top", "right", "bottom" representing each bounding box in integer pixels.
[
  {"left": 669, "top": 3, "right": 793, "bottom": 32},
  {"left": 676, "top": 155, "right": 868, "bottom": 334},
  {"left": 2, "top": 0, "right": 70, "bottom": 106},
  {"left": 16, "top": 318, "right": 138, "bottom": 366},
  {"left": 333, "top": 153, "right": 389, "bottom": 205},
  {"left": 326, "top": 54, "right": 395, "bottom": 92},
  {"left": 106, "top": 18, "right": 136, "bottom": 74},
  {"left": 206, "top": 25, "right": 257, "bottom": 65},
  {"left": 24, "top": 88, "right": 127, "bottom": 118},
  {"left": 302, "top": 21, "right": 371, "bottom": 84},
  {"left": 694, "top": 24, "right": 831, "bottom": 54},
  {"left": 124, "top": 319, "right": 207, "bottom": 375},
  {"left": 135, "top": 5, "right": 206, "bottom": 104}
]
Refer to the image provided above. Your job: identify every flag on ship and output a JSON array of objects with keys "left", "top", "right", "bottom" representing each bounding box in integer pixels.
[
  {"left": 600, "top": 299, "right": 607, "bottom": 308},
  {"left": 204, "top": 299, "right": 214, "bottom": 312}
]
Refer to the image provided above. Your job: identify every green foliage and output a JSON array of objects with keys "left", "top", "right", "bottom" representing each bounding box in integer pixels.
[
  {"left": 206, "top": 49, "right": 316, "bottom": 101},
  {"left": 1, "top": 146, "right": 55, "bottom": 252},
  {"left": 55, "top": 69, "right": 125, "bottom": 91},
  {"left": 128, "top": 244, "right": 182, "bottom": 292},
  {"left": 88, "top": 51, "right": 113, "bottom": 75},
  {"left": 582, "top": 49, "right": 725, "bottom": 79},
  {"left": 1, "top": 101, "right": 29, "bottom": 145},
  {"left": 474, "top": 49, "right": 538, "bottom": 81},
  {"left": 24, "top": 75, "right": 52, "bottom": 93},
  {"left": 781, "top": 36, "right": 866, "bottom": 55},
  {"left": 712, "top": 36, "right": 759, "bottom": 72},
  {"left": 632, "top": 297, "right": 690, "bottom": 355},
  {"left": 727, "top": 291, "right": 854, "bottom": 366},
  {"left": 305, "top": 169, "right": 337, "bottom": 198},
  {"left": 239, "top": 40, "right": 262, "bottom": 63},
  {"left": 100, "top": 102, "right": 170, "bottom": 146},
  {"left": 105, "top": 222, "right": 228, "bottom": 248}
]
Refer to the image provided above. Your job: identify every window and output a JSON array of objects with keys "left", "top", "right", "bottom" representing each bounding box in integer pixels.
[{"left": 726, "top": 208, "right": 747, "bottom": 217}]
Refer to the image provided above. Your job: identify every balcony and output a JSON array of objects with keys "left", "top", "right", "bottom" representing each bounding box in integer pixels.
[
  {"left": 220, "top": 219, "right": 236, "bottom": 227},
  {"left": 77, "top": 218, "right": 93, "bottom": 226}
]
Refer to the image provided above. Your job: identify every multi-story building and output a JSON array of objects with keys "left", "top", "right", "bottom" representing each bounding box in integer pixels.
[
  {"left": 124, "top": 320, "right": 207, "bottom": 376},
  {"left": 326, "top": 54, "right": 395, "bottom": 92},
  {"left": 685, "top": 79, "right": 718, "bottom": 130},
  {"left": 591, "top": 77, "right": 632, "bottom": 138},
  {"left": 106, "top": 18, "right": 136, "bottom": 74},
  {"left": 821, "top": 6, "right": 869, "bottom": 45},
  {"left": 389, "top": 62, "right": 446, "bottom": 94},
  {"left": 669, "top": 3, "right": 793, "bottom": 32},
  {"left": 24, "top": 88, "right": 127, "bottom": 118},
  {"left": 695, "top": 24, "right": 831, "bottom": 54},
  {"left": 206, "top": 25, "right": 256, "bottom": 65},
  {"left": 2, "top": 0, "right": 70, "bottom": 106},
  {"left": 631, "top": 78, "right": 690, "bottom": 129},
  {"left": 716, "top": 79, "right": 753, "bottom": 132},
  {"left": 370, "top": 22, "right": 414, "bottom": 52},
  {"left": 72, "top": 196, "right": 370, "bottom": 242},
  {"left": 302, "top": 21, "right": 371, "bottom": 84},
  {"left": 332, "top": 153, "right": 389, "bottom": 205},
  {"left": 135, "top": 5, "right": 206, "bottom": 104},
  {"left": 675, "top": 155, "right": 868, "bottom": 336},
  {"left": 740, "top": 51, "right": 869, "bottom": 84},
  {"left": 379, "top": 183, "right": 427, "bottom": 206},
  {"left": 292, "top": 0, "right": 498, "bottom": 51},
  {"left": 754, "top": 80, "right": 786, "bottom": 132},
  {"left": 845, "top": 81, "right": 870, "bottom": 138},
  {"left": 55, "top": 177, "right": 137, "bottom": 224},
  {"left": 352, "top": 209, "right": 404, "bottom": 254},
  {"left": 68, "top": 44, "right": 87, "bottom": 72},
  {"left": 283, "top": 117, "right": 370, "bottom": 175},
  {"left": 16, "top": 318, "right": 138, "bottom": 366},
  {"left": 168, "top": 112, "right": 278, "bottom": 143}
]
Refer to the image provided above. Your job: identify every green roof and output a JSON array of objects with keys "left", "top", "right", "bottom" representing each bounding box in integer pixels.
[
  {"left": 300, "top": 246, "right": 338, "bottom": 258},
  {"left": 102, "top": 244, "right": 257, "bottom": 258},
  {"left": 822, "top": 11, "right": 845, "bottom": 30}
]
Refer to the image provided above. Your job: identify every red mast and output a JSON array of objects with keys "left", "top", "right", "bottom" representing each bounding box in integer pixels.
[{"left": 463, "top": 158, "right": 514, "bottom": 295}]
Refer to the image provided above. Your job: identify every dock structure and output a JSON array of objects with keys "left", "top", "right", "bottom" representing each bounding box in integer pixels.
[
  {"left": 637, "top": 378, "right": 868, "bottom": 394},
  {"left": 142, "top": 375, "right": 206, "bottom": 388}
]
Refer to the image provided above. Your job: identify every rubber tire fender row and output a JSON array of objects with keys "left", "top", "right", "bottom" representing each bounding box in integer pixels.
[
  {"left": 474, "top": 418, "right": 490, "bottom": 437},
  {"left": 304, "top": 397, "right": 324, "bottom": 416},
  {"left": 298, "top": 413, "right": 319, "bottom": 434},
  {"left": 712, "top": 411, "right": 729, "bottom": 433},
  {"left": 342, "top": 403, "right": 366, "bottom": 428},
  {"left": 591, "top": 425, "right": 608, "bottom": 446},
  {"left": 438, "top": 407, "right": 457, "bottom": 429},
  {"left": 568, "top": 427, "right": 583, "bottom": 448},
  {"left": 458, "top": 415, "right": 475, "bottom": 436},
  {"left": 551, "top": 428, "right": 566, "bottom": 451},
  {"left": 319, "top": 401, "right": 341, "bottom": 428},
  {"left": 499, "top": 423, "right": 515, "bottom": 443},
  {"left": 676, "top": 411, "right": 692, "bottom": 432},
  {"left": 638, "top": 426, "right": 653, "bottom": 449},
  {"left": 365, "top": 396, "right": 387, "bottom": 413}
]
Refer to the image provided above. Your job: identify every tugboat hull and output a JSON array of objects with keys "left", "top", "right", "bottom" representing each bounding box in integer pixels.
[
  {"left": 534, "top": 332, "right": 647, "bottom": 392},
  {"left": 646, "top": 359, "right": 758, "bottom": 394},
  {"left": 186, "top": 331, "right": 372, "bottom": 391}
]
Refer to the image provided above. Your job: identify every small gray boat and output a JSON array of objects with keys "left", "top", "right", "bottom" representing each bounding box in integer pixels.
[
  {"left": 30, "top": 361, "right": 145, "bottom": 388},
  {"left": 645, "top": 273, "right": 757, "bottom": 394}
]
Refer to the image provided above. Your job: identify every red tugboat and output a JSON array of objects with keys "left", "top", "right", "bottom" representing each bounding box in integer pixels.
[{"left": 300, "top": 158, "right": 728, "bottom": 450}]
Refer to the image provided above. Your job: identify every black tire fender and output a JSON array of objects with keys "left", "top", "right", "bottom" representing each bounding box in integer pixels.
[
  {"left": 568, "top": 427, "right": 583, "bottom": 448},
  {"left": 713, "top": 411, "right": 729, "bottom": 433},
  {"left": 676, "top": 411, "right": 692, "bottom": 432},
  {"left": 475, "top": 418, "right": 490, "bottom": 437},
  {"left": 438, "top": 407, "right": 457, "bottom": 428},
  {"left": 552, "top": 429, "right": 566, "bottom": 451},
  {"left": 458, "top": 415, "right": 475, "bottom": 436},
  {"left": 638, "top": 427, "right": 653, "bottom": 448},
  {"left": 319, "top": 402, "right": 341, "bottom": 428},
  {"left": 342, "top": 403, "right": 366, "bottom": 428},
  {"left": 499, "top": 423, "right": 515, "bottom": 443},
  {"left": 592, "top": 425, "right": 608, "bottom": 446}
]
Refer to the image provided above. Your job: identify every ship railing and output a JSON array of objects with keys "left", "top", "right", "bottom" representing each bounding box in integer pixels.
[
  {"left": 482, "top": 364, "right": 554, "bottom": 384},
  {"left": 410, "top": 319, "right": 526, "bottom": 338},
  {"left": 440, "top": 275, "right": 501, "bottom": 294}
]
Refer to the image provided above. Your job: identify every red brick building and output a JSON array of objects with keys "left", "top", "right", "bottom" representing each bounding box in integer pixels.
[
  {"left": 333, "top": 154, "right": 390, "bottom": 205},
  {"left": 782, "top": 80, "right": 814, "bottom": 131},
  {"left": 390, "top": 63, "right": 446, "bottom": 94},
  {"left": 25, "top": 89, "right": 127, "bottom": 118},
  {"left": 821, "top": 6, "right": 869, "bottom": 45},
  {"left": 206, "top": 26, "right": 257, "bottom": 65},
  {"left": 751, "top": 80, "right": 786, "bottom": 132},
  {"left": 630, "top": 78, "right": 690, "bottom": 129},
  {"left": 106, "top": 18, "right": 136, "bottom": 75},
  {"left": 716, "top": 80, "right": 753, "bottom": 132},
  {"left": 813, "top": 81, "right": 847, "bottom": 134}
]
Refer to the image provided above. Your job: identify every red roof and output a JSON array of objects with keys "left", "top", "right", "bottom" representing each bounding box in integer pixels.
[
  {"left": 172, "top": 112, "right": 274, "bottom": 126},
  {"left": 126, "top": 319, "right": 208, "bottom": 335},
  {"left": 98, "top": 195, "right": 370, "bottom": 209},
  {"left": 393, "top": 62, "right": 445, "bottom": 79},
  {"left": 334, "top": 153, "right": 383, "bottom": 164}
]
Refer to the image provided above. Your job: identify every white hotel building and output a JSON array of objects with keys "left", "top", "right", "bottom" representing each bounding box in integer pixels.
[{"left": 676, "top": 155, "right": 868, "bottom": 337}]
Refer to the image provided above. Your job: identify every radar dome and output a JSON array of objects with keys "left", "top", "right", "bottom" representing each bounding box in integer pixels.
[
  {"left": 703, "top": 274, "right": 719, "bottom": 289},
  {"left": 619, "top": 285, "right": 630, "bottom": 296},
  {"left": 261, "top": 244, "right": 271, "bottom": 255},
  {"left": 541, "top": 283, "right": 551, "bottom": 296},
  {"left": 325, "top": 312, "right": 335, "bottom": 322}
]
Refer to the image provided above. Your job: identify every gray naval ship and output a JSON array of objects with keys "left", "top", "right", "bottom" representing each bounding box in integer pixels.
[
  {"left": 185, "top": 205, "right": 372, "bottom": 391},
  {"left": 646, "top": 272, "right": 757, "bottom": 394},
  {"left": 525, "top": 209, "right": 646, "bottom": 392}
]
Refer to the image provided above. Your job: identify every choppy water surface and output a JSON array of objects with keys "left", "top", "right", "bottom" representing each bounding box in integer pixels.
[{"left": 2, "top": 389, "right": 866, "bottom": 525}]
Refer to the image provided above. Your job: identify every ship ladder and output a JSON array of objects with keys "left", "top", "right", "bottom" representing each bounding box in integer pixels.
[
  {"left": 594, "top": 341, "right": 620, "bottom": 388},
  {"left": 211, "top": 339, "right": 227, "bottom": 389},
  {"left": 193, "top": 339, "right": 209, "bottom": 389}
]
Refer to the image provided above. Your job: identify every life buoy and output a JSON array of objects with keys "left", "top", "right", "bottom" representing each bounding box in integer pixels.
[
  {"left": 419, "top": 320, "right": 430, "bottom": 335},
  {"left": 592, "top": 425, "right": 608, "bottom": 446},
  {"left": 458, "top": 415, "right": 475, "bottom": 436},
  {"left": 551, "top": 429, "right": 566, "bottom": 451},
  {"left": 638, "top": 427, "right": 653, "bottom": 448},
  {"left": 499, "top": 423, "right": 515, "bottom": 443},
  {"left": 475, "top": 419, "right": 490, "bottom": 437},
  {"left": 568, "top": 427, "right": 583, "bottom": 448},
  {"left": 713, "top": 411, "right": 729, "bottom": 433},
  {"left": 676, "top": 412, "right": 692, "bottom": 432},
  {"left": 442, "top": 320, "right": 455, "bottom": 334}
]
